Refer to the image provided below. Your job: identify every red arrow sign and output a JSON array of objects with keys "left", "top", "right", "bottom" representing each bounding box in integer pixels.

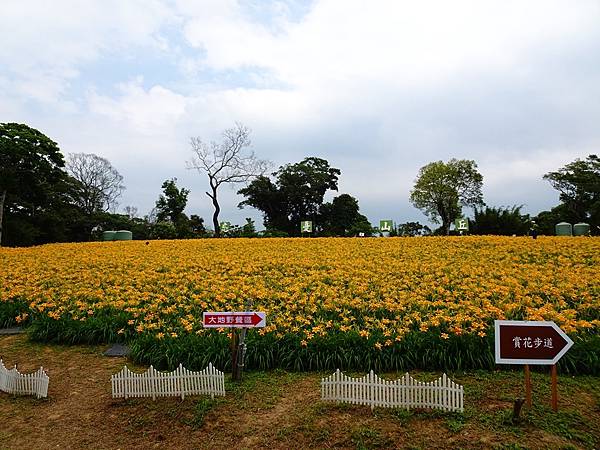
[
  {"left": 495, "top": 320, "right": 574, "bottom": 365},
  {"left": 203, "top": 312, "right": 266, "bottom": 328}
]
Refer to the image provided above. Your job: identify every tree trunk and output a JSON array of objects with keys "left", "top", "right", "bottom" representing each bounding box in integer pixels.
[
  {"left": 442, "top": 214, "right": 451, "bottom": 235},
  {"left": 0, "top": 190, "right": 6, "bottom": 246},
  {"left": 207, "top": 186, "right": 221, "bottom": 238}
]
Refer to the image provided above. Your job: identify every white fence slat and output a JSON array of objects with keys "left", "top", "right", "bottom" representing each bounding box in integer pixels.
[
  {"left": 111, "top": 363, "right": 225, "bottom": 400},
  {"left": 0, "top": 359, "right": 49, "bottom": 398},
  {"left": 320, "top": 369, "right": 463, "bottom": 413}
]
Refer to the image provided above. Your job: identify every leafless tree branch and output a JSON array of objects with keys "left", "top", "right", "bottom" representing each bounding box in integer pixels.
[{"left": 186, "top": 123, "right": 270, "bottom": 236}]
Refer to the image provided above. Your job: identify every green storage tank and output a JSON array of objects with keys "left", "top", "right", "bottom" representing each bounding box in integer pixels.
[
  {"left": 555, "top": 222, "right": 572, "bottom": 236},
  {"left": 102, "top": 231, "right": 116, "bottom": 241},
  {"left": 573, "top": 223, "right": 590, "bottom": 236},
  {"left": 114, "top": 230, "right": 133, "bottom": 240}
]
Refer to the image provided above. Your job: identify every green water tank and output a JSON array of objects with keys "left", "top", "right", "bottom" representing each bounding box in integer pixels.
[
  {"left": 102, "top": 231, "right": 116, "bottom": 241},
  {"left": 573, "top": 223, "right": 590, "bottom": 236},
  {"left": 114, "top": 230, "right": 133, "bottom": 240},
  {"left": 555, "top": 222, "right": 572, "bottom": 236}
]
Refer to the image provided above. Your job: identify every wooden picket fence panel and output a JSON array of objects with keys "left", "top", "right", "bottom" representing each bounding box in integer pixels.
[
  {"left": 0, "top": 359, "right": 49, "bottom": 399},
  {"left": 111, "top": 363, "right": 225, "bottom": 400},
  {"left": 321, "top": 370, "right": 463, "bottom": 412}
]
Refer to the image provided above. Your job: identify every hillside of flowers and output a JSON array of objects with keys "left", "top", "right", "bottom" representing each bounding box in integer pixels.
[{"left": 1, "top": 237, "right": 599, "bottom": 373}]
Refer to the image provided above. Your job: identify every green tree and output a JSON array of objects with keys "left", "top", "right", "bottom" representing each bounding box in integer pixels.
[
  {"left": 319, "top": 194, "right": 371, "bottom": 236},
  {"left": 241, "top": 218, "right": 258, "bottom": 237},
  {"left": 410, "top": 159, "right": 484, "bottom": 235},
  {"left": 156, "top": 179, "right": 189, "bottom": 223},
  {"left": 150, "top": 221, "right": 178, "bottom": 240},
  {"left": 543, "top": 154, "right": 599, "bottom": 232},
  {"left": 397, "top": 221, "right": 432, "bottom": 237},
  {"left": 189, "top": 214, "right": 207, "bottom": 237},
  {"left": 0, "top": 123, "right": 68, "bottom": 246},
  {"left": 533, "top": 204, "right": 580, "bottom": 236},
  {"left": 236, "top": 175, "right": 288, "bottom": 232},
  {"left": 238, "top": 157, "right": 341, "bottom": 236},
  {"left": 471, "top": 205, "right": 530, "bottom": 236},
  {"left": 155, "top": 178, "right": 191, "bottom": 238}
]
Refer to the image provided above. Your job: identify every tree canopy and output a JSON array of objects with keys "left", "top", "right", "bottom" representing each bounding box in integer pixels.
[
  {"left": 319, "top": 194, "right": 372, "bottom": 236},
  {"left": 543, "top": 154, "right": 599, "bottom": 232},
  {"left": 238, "top": 157, "right": 341, "bottom": 235},
  {"left": 0, "top": 123, "right": 68, "bottom": 245},
  {"left": 156, "top": 179, "right": 189, "bottom": 224},
  {"left": 471, "top": 205, "right": 530, "bottom": 236},
  {"left": 154, "top": 178, "right": 199, "bottom": 239},
  {"left": 410, "top": 159, "right": 484, "bottom": 235}
]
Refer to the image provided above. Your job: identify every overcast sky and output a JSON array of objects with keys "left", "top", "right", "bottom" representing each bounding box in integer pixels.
[{"left": 2, "top": 0, "right": 600, "bottom": 228}]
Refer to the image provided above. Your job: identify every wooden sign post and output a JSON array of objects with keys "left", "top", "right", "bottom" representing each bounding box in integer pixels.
[
  {"left": 524, "top": 364, "right": 532, "bottom": 408},
  {"left": 203, "top": 311, "right": 266, "bottom": 381},
  {"left": 495, "top": 320, "right": 573, "bottom": 412}
]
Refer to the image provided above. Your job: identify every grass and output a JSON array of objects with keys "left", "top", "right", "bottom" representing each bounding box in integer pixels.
[
  {"left": 351, "top": 426, "right": 394, "bottom": 449},
  {"left": 1, "top": 334, "right": 599, "bottom": 449}
]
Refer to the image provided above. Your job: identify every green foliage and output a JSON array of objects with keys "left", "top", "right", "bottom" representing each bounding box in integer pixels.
[
  {"left": 350, "top": 426, "right": 392, "bottom": 449},
  {"left": 27, "top": 308, "right": 134, "bottom": 344},
  {"left": 150, "top": 221, "right": 178, "bottom": 240},
  {"left": 319, "top": 194, "right": 372, "bottom": 236},
  {"left": 445, "top": 413, "right": 466, "bottom": 432},
  {"left": 544, "top": 154, "right": 600, "bottom": 233},
  {"left": 396, "top": 221, "right": 431, "bottom": 236},
  {"left": 155, "top": 178, "right": 196, "bottom": 239},
  {"left": 533, "top": 204, "right": 581, "bottom": 236},
  {"left": 123, "top": 327, "right": 600, "bottom": 375},
  {"left": 472, "top": 205, "right": 530, "bottom": 236},
  {"left": 0, "top": 298, "right": 30, "bottom": 328},
  {"left": 0, "top": 123, "right": 65, "bottom": 203},
  {"left": 410, "top": 159, "right": 484, "bottom": 235},
  {"left": 238, "top": 157, "right": 341, "bottom": 235},
  {"left": 189, "top": 214, "right": 207, "bottom": 237},
  {"left": 0, "top": 123, "right": 69, "bottom": 246},
  {"left": 156, "top": 178, "right": 189, "bottom": 223},
  {"left": 187, "top": 398, "right": 219, "bottom": 429}
]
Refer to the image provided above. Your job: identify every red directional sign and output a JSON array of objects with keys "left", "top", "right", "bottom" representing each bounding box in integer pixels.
[
  {"left": 203, "top": 312, "right": 266, "bottom": 328},
  {"left": 495, "top": 320, "right": 574, "bottom": 365}
]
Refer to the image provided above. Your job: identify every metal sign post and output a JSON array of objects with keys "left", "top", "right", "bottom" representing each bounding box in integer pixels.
[{"left": 495, "top": 320, "right": 573, "bottom": 412}]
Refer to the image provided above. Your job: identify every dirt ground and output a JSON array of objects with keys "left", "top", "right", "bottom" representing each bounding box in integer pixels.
[{"left": 1, "top": 334, "right": 598, "bottom": 450}]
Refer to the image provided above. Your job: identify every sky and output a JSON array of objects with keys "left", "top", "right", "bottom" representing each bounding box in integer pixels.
[{"left": 2, "top": 0, "right": 600, "bottom": 229}]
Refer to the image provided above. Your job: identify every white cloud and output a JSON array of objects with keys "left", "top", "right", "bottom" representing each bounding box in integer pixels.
[
  {"left": 2, "top": 0, "right": 600, "bottom": 226},
  {"left": 0, "top": 0, "right": 177, "bottom": 104},
  {"left": 87, "top": 79, "right": 188, "bottom": 133},
  {"left": 179, "top": 0, "right": 600, "bottom": 89}
]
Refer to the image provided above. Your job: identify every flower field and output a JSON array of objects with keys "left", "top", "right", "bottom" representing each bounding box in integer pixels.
[{"left": 1, "top": 237, "right": 599, "bottom": 373}]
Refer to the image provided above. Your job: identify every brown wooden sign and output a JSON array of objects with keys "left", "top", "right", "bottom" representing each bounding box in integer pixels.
[{"left": 495, "top": 320, "right": 573, "bottom": 365}]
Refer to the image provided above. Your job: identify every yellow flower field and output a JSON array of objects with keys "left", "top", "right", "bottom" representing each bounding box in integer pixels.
[{"left": 1, "top": 236, "right": 599, "bottom": 372}]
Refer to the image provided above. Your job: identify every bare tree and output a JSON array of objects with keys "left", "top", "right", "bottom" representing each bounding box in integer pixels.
[
  {"left": 66, "top": 153, "right": 125, "bottom": 214},
  {"left": 187, "top": 123, "right": 269, "bottom": 237},
  {"left": 124, "top": 205, "right": 138, "bottom": 219}
]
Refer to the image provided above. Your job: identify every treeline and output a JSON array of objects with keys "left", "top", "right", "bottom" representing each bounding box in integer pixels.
[{"left": 1, "top": 122, "right": 598, "bottom": 246}]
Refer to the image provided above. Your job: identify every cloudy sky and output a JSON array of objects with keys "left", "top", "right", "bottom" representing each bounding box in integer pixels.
[{"left": 2, "top": 0, "right": 600, "bottom": 228}]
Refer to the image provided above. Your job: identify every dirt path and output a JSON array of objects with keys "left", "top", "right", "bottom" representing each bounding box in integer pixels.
[
  {"left": 0, "top": 335, "right": 327, "bottom": 449},
  {"left": 1, "top": 335, "right": 598, "bottom": 449}
]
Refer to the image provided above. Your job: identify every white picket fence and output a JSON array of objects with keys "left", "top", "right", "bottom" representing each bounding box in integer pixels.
[
  {"left": 111, "top": 363, "right": 225, "bottom": 400},
  {"left": 321, "top": 370, "right": 463, "bottom": 412},
  {"left": 0, "top": 359, "right": 49, "bottom": 398}
]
